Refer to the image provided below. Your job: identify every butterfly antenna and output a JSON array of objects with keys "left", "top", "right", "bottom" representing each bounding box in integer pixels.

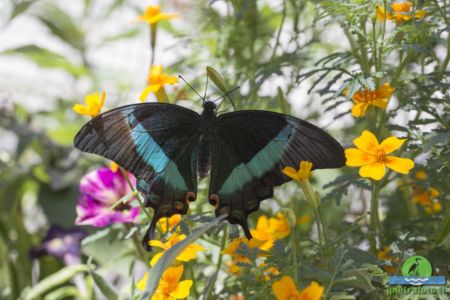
[
  {"left": 212, "top": 86, "right": 240, "bottom": 103},
  {"left": 178, "top": 75, "right": 205, "bottom": 103}
]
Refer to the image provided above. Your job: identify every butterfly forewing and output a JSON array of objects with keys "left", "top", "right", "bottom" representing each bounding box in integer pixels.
[{"left": 74, "top": 103, "right": 201, "bottom": 249}]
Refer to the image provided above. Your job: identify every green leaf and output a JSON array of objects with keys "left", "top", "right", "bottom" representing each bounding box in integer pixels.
[
  {"left": 81, "top": 228, "right": 112, "bottom": 246},
  {"left": 20, "top": 264, "right": 88, "bottom": 300},
  {"left": 38, "top": 184, "right": 78, "bottom": 226},
  {"left": 340, "top": 268, "right": 376, "bottom": 293},
  {"left": 34, "top": 3, "right": 85, "bottom": 51},
  {"left": 276, "top": 87, "right": 290, "bottom": 114},
  {"left": 3, "top": 45, "right": 88, "bottom": 77},
  {"left": 344, "top": 247, "right": 379, "bottom": 267},
  {"left": 47, "top": 123, "right": 82, "bottom": 146},
  {"left": 206, "top": 66, "right": 236, "bottom": 110},
  {"left": 206, "top": 66, "right": 229, "bottom": 94},
  {"left": 88, "top": 266, "right": 119, "bottom": 300},
  {"left": 423, "top": 132, "right": 450, "bottom": 153},
  {"left": 139, "top": 215, "right": 227, "bottom": 300},
  {"left": 44, "top": 286, "right": 81, "bottom": 300},
  {"left": 0, "top": 174, "right": 26, "bottom": 212},
  {"left": 11, "top": 0, "right": 35, "bottom": 19},
  {"left": 99, "top": 28, "right": 141, "bottom": 47}
]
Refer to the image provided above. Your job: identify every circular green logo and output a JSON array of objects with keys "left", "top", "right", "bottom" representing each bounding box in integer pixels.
[{"left": 401, "top": 255, "right": 432, "bottom": 277}]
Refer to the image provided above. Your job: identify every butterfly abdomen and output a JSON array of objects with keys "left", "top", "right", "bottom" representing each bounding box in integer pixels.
[
  {"left": 197, "top": 134, "right": 212, "bottom": 178},
  {"left": 197, "top": 102, "right": 217, "bottom": 178}
]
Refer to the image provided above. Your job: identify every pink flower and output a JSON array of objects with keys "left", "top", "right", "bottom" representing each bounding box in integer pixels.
[{"left": 75, "top": 167, "right": 140, "bottom": 227}]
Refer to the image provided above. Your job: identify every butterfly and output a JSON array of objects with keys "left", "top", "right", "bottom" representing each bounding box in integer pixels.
[{"left": 74, "top": 94, "right": 345, "bottom": 251}]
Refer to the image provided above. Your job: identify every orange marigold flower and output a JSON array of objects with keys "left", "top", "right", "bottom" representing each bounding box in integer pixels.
[
  {"left": 250, "top": 213, "right": 291, "bottom": 250},
  {"left": 345, "top": 130, "right": 414, "bottom": 180},
  {"left": 283, "top": 161, "right": 313, "bottom": 181},
  {"left": 228, "top": 294, "right": 245, "bottom": 300},
  {"left": 137, "top": 265, "right": 192, "bottom": 300},
  {"left": 261, "top": 264, "right": 280, "bottom": 281},
  {"left": 226, "top": 259, "right": 244, "bottom": 275},
  {"left": 73, "top": 91, "right": 106, "bottom": 117},
  {"left": 272, "top": 276, "right": 324, "bottom": 300},
  {"left": 140, "top": 65, "right": 178, "bottom": 102},
  {"left": 149, "top": 233, "right": 205, "bottom": 266},
  {"left": 376, "top": 2, "right": 426, "bottom": 23},
  {"left": 377, "top": 246, "right": 400, "bottom": 274},
  {"left": 136, "top": 5, "right": 177, "bottom": 24},
  {"left": 158, "top": 214, "right": 182, "bottom": 234},
  {"left": 413, "top": 186, "right": 441, "bottom": 214},
  {"left": 415, "top": 170, "right": 427, "bottom": 180},
  {"left": 222, "top": 237, "right": 267, "bottom": 268},
  {"left": 346, "top": 83, "right": 394, "bottom": 118}
]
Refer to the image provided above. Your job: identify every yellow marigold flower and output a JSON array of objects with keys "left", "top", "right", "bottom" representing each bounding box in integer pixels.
[
  {"left": 376, "top": 2, "right": 426, "bottom": 23},
  {"left": 136, "top": 5, "right": 177, "bottom": 24},
  {"left": 149, "top": 233, "right": 205, "bottom": 266},
  {"left": 227, "top": 259, "right": 243, "bottom": 275},
  {"left": 270, "top": 213, "right": 291, "bottom": 239},
  {"left": 345, "top": 130, "right": 414, "bottom": 180},
  {"left": 137, "top": 265, "right": 192, "bottom": 300},
  {"left": 140, "top": 65, "right": 178, "bottom": 102},
  {"left": 415, "top": 170, "right": 427, "bottom": 180},
  {"left": 413, "top": 187, "right": 441, "bottom": 214},
  {"left": 377, "top": 246, "right": 400, "bottom": 274},
  {"left": 261, "top": 264, "right": 280, "bottom": 281},
  {"left": 222, "top": 237, "right": 266, "bottom": 263},
  {"left": 250, "top": 213, "right": 291, "bottom": 250},
  {"left": 426, "top": 201, "right": 442, "bottom": 214},
  {"left": 73, "top": 91, "right": 106, "bottom": 117},
  {"left": 272, "top": 276, "right": 324, "bottom": 300},
  {"left": 250, "top": 215, "right": 275, "bottom": 250},
  {"left": 228, "top": 294, "right": 244, "bottom": 300},
  {"left": 227, "top": 259, "right": 279, "bottom": 279},
  {"left": 158, "top": 214, "right": 182, "bottom": 234},
  {"left": 348, "top": 83, "right": 394, "bottom": 118},
  {"left": 283, "top": 161, "right": 313, "bottom": 181}
]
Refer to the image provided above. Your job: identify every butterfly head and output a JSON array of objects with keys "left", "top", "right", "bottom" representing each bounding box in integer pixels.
[{"left": 202, "top": 100, "right": 217, "bottom": 111}]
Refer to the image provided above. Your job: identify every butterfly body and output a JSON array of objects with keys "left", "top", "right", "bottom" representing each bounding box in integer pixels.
[
  {"left": 74, "top": 100, "right": 345, "bottom": 251},
  {"left": 197, "top": 101, "right": 217, "bottom": 178}
]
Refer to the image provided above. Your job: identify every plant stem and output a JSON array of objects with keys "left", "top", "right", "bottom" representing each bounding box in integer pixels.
[
  {"left": 125, "top": 223, "right": 147, "bottom": 261},
  {"left": 205, "top": 224, "right": 228, "bottom": 299},
  {"left": 188, "top": 264, "right": 200, "bottom": 299},
  {"left": 290, "top": 221, "right": 299, "bottom": 281},
  {"left": 119, "top": 167, "right": 153, "bottom": 221},
  {"left": 149, "top": 23, "right": 157, "bottom": 67},
  {"left": 299, "top": 180, "right": 326, "bottom": 257},
  {"left": 391, "top": 54, "right": 411, "bottom": 86},
  {"left": 437, "top": 215, "right": 450, "bottom": 244},
  {"left": 370, "top": 181, "right": 381, "bottom": 253}
]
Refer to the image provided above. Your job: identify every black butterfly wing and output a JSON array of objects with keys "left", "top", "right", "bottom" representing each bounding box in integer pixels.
[
  {"left": 74, "top": 103, "right": 201, "bottom": 250},
  {"left": 209, "top": 110, "right": 345, "bottom": 236}
]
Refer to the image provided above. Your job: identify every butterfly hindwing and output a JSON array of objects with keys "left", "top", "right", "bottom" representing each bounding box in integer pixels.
[
  {"left": 74, "top": 103, "right": 201, "bottom": 249},
  {"left": 209, "top": 110, "right": 345, "bottom": 236}
]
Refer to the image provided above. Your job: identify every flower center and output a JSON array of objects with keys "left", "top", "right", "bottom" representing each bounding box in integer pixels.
[
  {"left": 146, "top": 6, "right": 160, "bottom": 17},
  {"left": 376, "top": 149, "right": 386, "bottom": 162},
  {"left": 362, "top": 90, "right": 379, "bottom": 103}
]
